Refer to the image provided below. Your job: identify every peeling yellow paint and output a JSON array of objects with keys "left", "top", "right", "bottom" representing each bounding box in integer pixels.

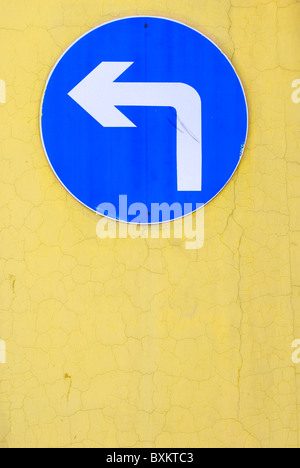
[{"left": 0, "top": 0, "right": 300, "bottom": 449}]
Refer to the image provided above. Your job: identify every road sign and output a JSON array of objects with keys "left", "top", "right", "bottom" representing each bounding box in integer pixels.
[{"left": 41, "top": 17, "right": 248, "bottom": 223}]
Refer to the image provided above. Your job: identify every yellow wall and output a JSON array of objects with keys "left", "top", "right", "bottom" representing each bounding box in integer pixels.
[{"left": 0, "top": 0, "right": 300, "bottom": 448}]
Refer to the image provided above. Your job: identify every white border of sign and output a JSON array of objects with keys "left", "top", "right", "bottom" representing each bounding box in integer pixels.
[{"left": 40, "top": 16, "right": 249, "bottom": 225}]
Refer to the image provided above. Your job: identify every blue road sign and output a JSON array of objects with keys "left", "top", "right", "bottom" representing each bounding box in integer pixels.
[{"left": 41, "top": 16, "right": 248, "bottom": 223}]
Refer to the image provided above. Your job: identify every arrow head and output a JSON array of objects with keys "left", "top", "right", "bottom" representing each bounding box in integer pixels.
[{"left": 68, "top": 62, "right": 136, "bottom": 127}]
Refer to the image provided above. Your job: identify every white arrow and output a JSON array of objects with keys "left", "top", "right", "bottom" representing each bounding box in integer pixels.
[{"left": 68, "top": 62, "right": 202, "bottom": 191}]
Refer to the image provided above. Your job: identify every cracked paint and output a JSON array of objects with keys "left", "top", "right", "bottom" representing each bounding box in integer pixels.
[{"left": 0, "top": 0, "right": 300, "bottom": 449}]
